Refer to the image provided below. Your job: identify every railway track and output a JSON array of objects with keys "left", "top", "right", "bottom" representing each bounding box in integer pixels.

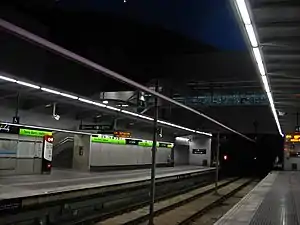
[{"left": 96, "top": 178, "right": 255, "bottom": 225}]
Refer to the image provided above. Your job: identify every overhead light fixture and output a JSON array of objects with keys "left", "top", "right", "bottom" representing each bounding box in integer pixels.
[
  {"left": 103, "top": 100, "right": 109, "bottom": 104},
  {"left": 175, "top": 137, "right": 190, "bottom": 142},
  {"left": 106, "top": 105, "right": 121, "bottom": 111},
  {"left": 78, "top": 98, "right": 106, "bottom": 107},
  {"left": 245, "top": 24, "right": 258, "bottom": 47},
  {"left": 59, "top": 92, "right": 78, "bottom": 100},
  {"left": 52, "top": 103, "right": 60, "bottom": 121},
  {"left": 121, "top": 110, "right": 139, "bottom": 117},
  {"left": 261, "top": 75, "right": 271, "bottom": 93},
  {"left": 266, "top": 92, "right": 274, "bottom": 106},
  {"left": 0, "top": 75, "right": 17, "bottom": 83},
  {"left": 16, "top": 81, "right": 40, "bottom": 89},
  {"left": 138, "top": 114, "right": 154, "bottom": 121},
  {"left": 41, "top": 87, "right": 61, "bottom": 95},
  {"left": 253, "top": 48, "right": 265, "bottom": 76},
  {"left": 236, "top": 0, "right": 251, "bottom": 25}
]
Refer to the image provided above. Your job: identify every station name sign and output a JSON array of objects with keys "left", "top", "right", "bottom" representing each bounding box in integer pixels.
[
  {"left": 91, "top": 135, "right": 173, "bottom": 148},
  {"left": 0, "top": 123, "right": 53, "bottom": 137}
]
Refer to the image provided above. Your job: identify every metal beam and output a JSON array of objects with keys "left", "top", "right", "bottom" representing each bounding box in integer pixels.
[
  {"left": 0, "top": 18, "right": 254, "bottom": 142},
  {"left": 252, "top": 1, "right": 300, "bottom": 8}
]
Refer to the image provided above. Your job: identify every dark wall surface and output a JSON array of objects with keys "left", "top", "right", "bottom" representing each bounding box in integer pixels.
[{"left": 216, "top": 134, "right": 283, "bottom": 178}]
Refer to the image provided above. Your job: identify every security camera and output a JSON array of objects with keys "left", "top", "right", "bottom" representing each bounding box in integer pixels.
[
  {"left": 53, "top": 114, "right": 60, "bottom": 121},
  {"left": 52, "top": 103, "right": 60, "bottom": 120}
]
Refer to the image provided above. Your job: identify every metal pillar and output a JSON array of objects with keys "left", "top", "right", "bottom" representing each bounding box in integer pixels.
[
  {"left": 215, "top": 132, "right": 220, "bottom": 194},
  {"left": 149, "top": 83, "right": 159, "bottom": 225},
  {"left": 15, "top": 93, "right": 19, "bottom": 115}
]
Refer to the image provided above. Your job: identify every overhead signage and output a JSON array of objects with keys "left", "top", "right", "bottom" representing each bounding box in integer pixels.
[
  {"left": 285, "top": 134, "right": 300, "bottom": 143},
  {"left": 12, "top": 116, "right": 20, "bottom": 124},
  {"left": 79, "top": 124, "right": 113, "bottom": 131},
  {"left": 114, "top": 131, "right": 131, "bottom": 138},
  {"left": 126, "top": 139, "right": 140, "bottom": 145},
  {"left": 0, "top": 124, "right": 19, "bottom": 134},
  {"left": 91, "top": 135, "right": 174, "bottom": 148},
  {"left": 192, "top": 149, "right": 207, "bottom": 154},
  {"left": 19, "top": 129, "right": 53, "bottom": 137},
  {"left": 91, "top": 135, "right": 126, "bottom": 145}
]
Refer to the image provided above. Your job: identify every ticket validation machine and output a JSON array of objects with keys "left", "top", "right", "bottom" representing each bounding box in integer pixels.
[{"left": 41, "top": 135, "right": 53, "bottom": 173}]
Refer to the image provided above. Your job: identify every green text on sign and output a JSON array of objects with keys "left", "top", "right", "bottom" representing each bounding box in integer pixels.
[{"left": 19, "top": 129, "right": 53, "bottom": 137}]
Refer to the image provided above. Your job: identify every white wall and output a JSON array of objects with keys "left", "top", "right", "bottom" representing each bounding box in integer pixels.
[
  {"left": 0, "top": 133, "right": 43, "bottom": 175},
  {"left": 73, "top": 134, "right": 91, "bottom": 171},
  {"left": 173, "top": 138, "right": 190, "bottom": 165},
  {"left": 90, "top": 142, "right": 171, "bottom": 166},
  {"left": 189, "top": 136, "right": 211, "bottom": 166}
]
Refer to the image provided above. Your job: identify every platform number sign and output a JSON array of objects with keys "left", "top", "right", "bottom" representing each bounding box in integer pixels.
[
  {"left": 41, "top": 135, "right": 53, "bottom": 173},
  {"left": 12, "top": 116, "right": 20, "bottom": 124}
]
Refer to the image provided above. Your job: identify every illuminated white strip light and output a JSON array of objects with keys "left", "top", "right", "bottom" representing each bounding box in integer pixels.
[
  {"left": 235, "top": 0, "right": 283, "bottom": 137},
  {"left": 0, "top": 73, "right": 212, "bottom": 137}
]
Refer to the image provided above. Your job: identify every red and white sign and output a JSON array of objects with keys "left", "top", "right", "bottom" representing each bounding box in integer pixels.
[{"left": 43, "top": 135, "right": 53, "bottom": 161}]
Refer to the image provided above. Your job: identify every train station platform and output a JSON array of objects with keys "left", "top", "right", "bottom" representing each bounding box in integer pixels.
[
  {"left": 0, "top": 165, "right": 213, "bottom": 200},
  {"left": 215, "top": 171, "right": 297, "bottom": 225}
]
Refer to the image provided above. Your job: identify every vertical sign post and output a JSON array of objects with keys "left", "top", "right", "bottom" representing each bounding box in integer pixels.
[
  {"left": 41, "top": 135, "right": 53, "bottom": 173},
  {"left": 149, "top": 82, "right": 159, "bottom": 225},
  {"left": 215, "top": 132, "right": 220, "bottom": 194}
]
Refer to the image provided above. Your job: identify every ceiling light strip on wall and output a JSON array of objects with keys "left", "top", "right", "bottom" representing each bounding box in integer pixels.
[
  {"left": 0, "top": 73, "right": 211, "bottom": 136},
  {"left": 234, "top": 0, "right": 283, "bottom": 136},
  {"left": 16, "top": 81, "right": 40, "bottom": 89}
]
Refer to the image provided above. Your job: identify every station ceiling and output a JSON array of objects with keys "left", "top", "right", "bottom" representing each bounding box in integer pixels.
[
  {"left": 248, "top": 0, "right": 300, "bottom": 133},
  {"left": 0, "top": 0, "right": 281, "bottom": 135}
]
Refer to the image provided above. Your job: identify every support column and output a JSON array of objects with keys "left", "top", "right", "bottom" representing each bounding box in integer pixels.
[
  {"left": 149, "top": 82, "right": 159, "bottom": 225},
  {"left": 72, "top": 134, "right": 91, "bottom": 171}
]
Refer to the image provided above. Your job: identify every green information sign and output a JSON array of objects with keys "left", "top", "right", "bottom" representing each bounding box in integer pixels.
[
  {"left": 91, "top": 136, "right": 126, "bottom": 145},
  {"left": 91, "top": 135, "right": 173, "bottom": 148},
  {"left": 19, "top": 129, "right": 52, "bottom": 137}
]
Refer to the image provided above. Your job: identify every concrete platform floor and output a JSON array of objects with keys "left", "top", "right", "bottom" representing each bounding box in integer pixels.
[
  {"left": 0, "top": 165, "right": 213, "bottom": 200},
  {"left": 215, "top": 171, "right": 297, "bottom": 225}
]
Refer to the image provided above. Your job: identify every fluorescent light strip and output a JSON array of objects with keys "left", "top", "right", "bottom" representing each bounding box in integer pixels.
[
  {"left": 121, "top": 110, "right": 139, "bottom": 117},
  {"left": 78, "top": 98, "right": 106, "bottom": 107},
  {"left": 245, "top": 24, "right": 258, "bottom": 47},
  {"left": 157, "top": 119, "right": 212, "bottom": 137},
  {"left": 236, "top": 0, "right": 251, "bottom": 25},
  {"left": 16, "top": 81, "right": 40, "bottom": 89},
  {"left": 59, "top": 92, "right": 78, "bottom": 100},
  {"left": 0, "top": 73, "right": 213, "bottom": 136},
  {"left": 122, "top": 110, "right": 154, "bottom": 121},
  {"left": 106, "top": 105, "right": 121, "bottom": 111},
  {"left": 235, "top": 0, "right": 283, "bottom": 136},
  {"left": 175, "top": 137, "right": 190, "bottom": 142},
  {"left": 196, "top": 131, "right": 213, "bottom": 137},
  {"left": 41, "top": 87, "right": 61, "bottom": 95},
  {"left": 253, "top": 48, "right": 265, "bottom": 76},
  {"left": 0, "top": 75, "right": 17, "bottom": 82},
  {"left": 138, "top": 114, "right": 154, "bottom": 121},
  {"left": 261, "top": 75, "right": 271, "bottom": 93}
]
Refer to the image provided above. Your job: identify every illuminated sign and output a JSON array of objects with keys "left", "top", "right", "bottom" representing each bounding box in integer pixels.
[
  {"left": 19, "top": 129, "right": 53, "bottom": 137},
  {"left": 114, "top": 131, "right": 131, "bottom": 138},
  {"left": 91, "top": 135, "right": 174, "bottom": 148}
]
